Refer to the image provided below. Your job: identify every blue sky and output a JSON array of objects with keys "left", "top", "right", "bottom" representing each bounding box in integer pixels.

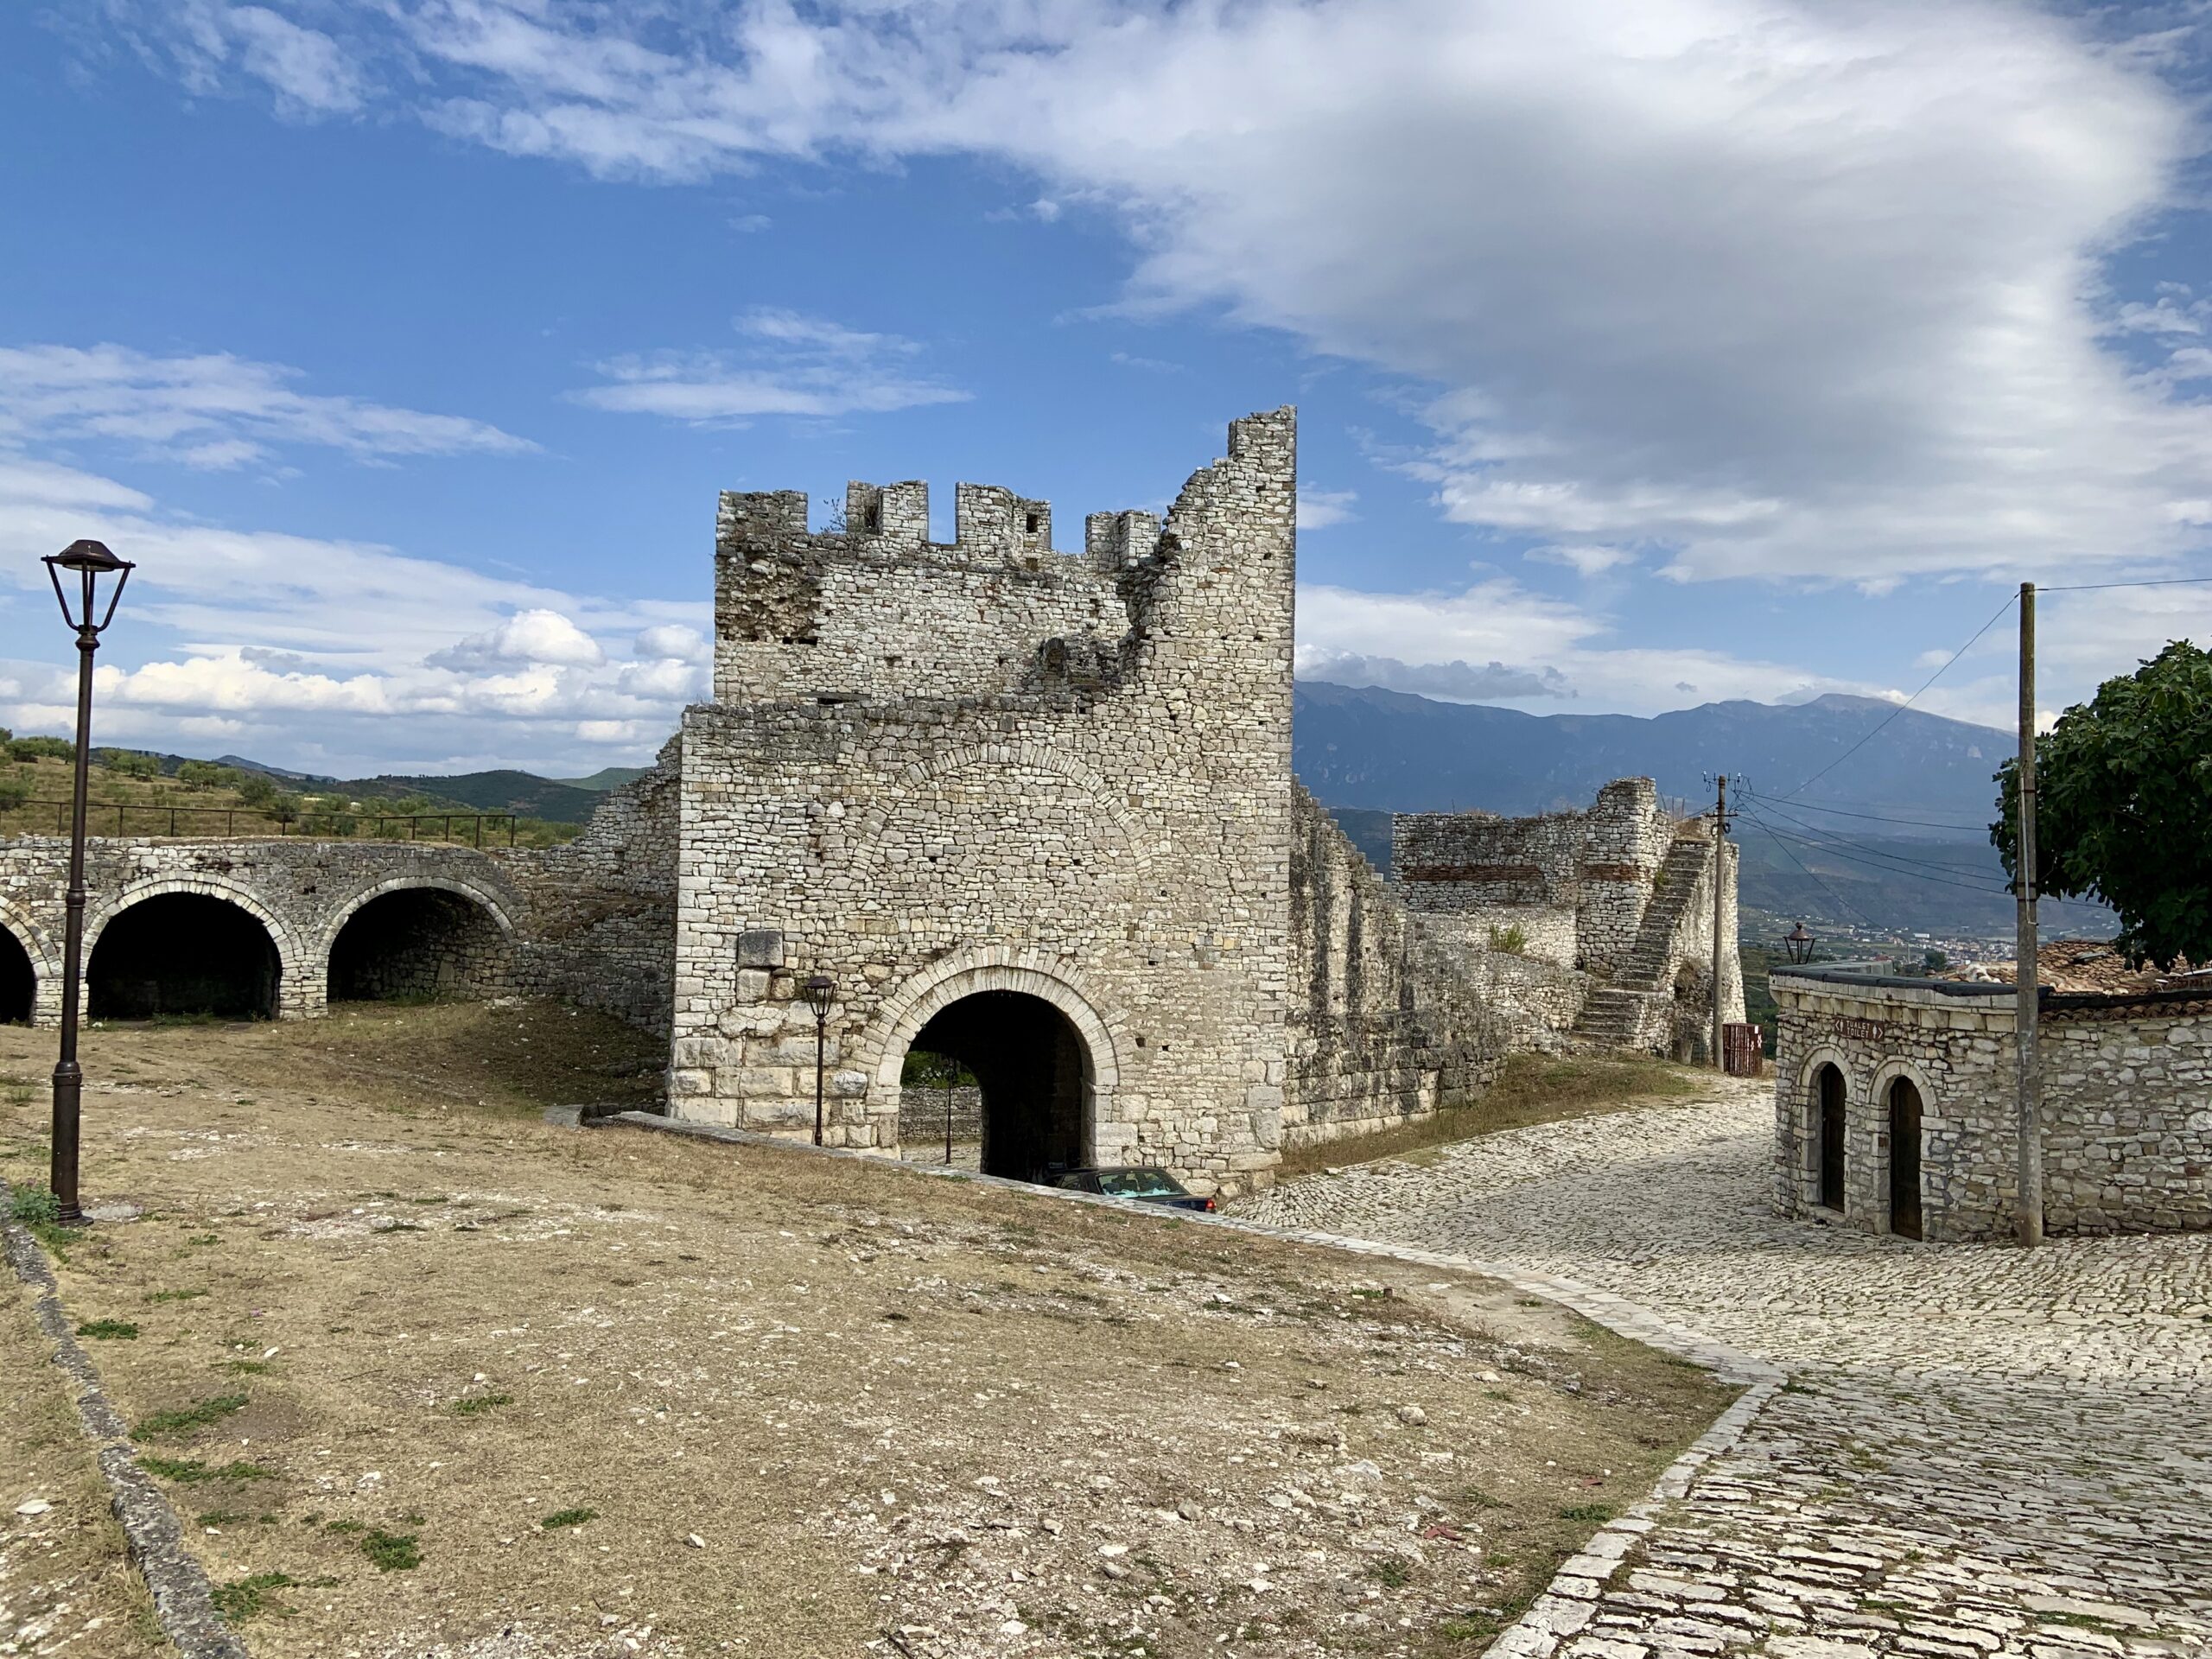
[{"left": 3, "top": 1, "right": 2210, "bottom": 776}]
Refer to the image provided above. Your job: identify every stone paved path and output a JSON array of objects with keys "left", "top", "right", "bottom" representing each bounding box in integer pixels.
[{"left": 1238, "top": 1081, "right": 2212, "bottom": 1659}]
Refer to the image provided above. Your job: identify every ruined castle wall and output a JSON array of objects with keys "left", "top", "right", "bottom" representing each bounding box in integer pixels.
[
  {"left": 494, "top": 740, "right": 681, "bottom": 1033},
  {"left": 1284, "top": 788, "right": 1594, "bottom": 1150},
  {"left": 671, "top": 410, "right": 1299, "bottom": 1194},
  {"left": 1773, "top": 972, "right": 2212, "bottom": 1241},
  {"left": 712, "top": 486, "right": 1129, "bottom": 704}
]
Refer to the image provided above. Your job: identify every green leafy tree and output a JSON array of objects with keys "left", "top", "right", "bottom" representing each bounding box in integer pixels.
[
  {"left": 1993, "top": 640, "right": 2212, "bottom": 969},
  {"left": 98, "top": 748, "right": 162, "bottom": 779}
]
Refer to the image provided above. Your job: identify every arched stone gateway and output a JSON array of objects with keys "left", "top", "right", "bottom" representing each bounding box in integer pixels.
[
  {"left": 88, "top": 891, "right": 285, "bottom": 1020},
  {"left": 0, "top": 923, "right": 35, "bottom": 1025},
  {"left": 869, "top": 956, "right": 1124, "bottom": 1175},
  {"left": 322, "top": 878, "right": 517, "bottom": 1005}
]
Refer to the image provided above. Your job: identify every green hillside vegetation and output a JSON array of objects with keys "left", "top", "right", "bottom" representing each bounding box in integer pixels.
[
  {"left": 555, "top": 766, "right": 651, "bottom": 792},
  {"left": 0, "top": 736, "right": 582, "bottom": 849}
]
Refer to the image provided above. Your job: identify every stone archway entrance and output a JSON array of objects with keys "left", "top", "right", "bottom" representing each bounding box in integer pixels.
[
  {"left": 0, "top": 928, "right": 32, "bottom": 1025},
  {"left": 89, "top": 893, "right": 280, "bottom": 1020},
  {"left": 906, "top": 990, "right": 1091, "bottom": 1180}
]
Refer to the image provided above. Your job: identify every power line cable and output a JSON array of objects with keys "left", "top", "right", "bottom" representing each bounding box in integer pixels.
[
  {"left": 1740, "top": 813, "right": 2013, "bottom": 896},
  {"left": 2039, "top": 575, "right": 2212, "bottom": 593},
  {"left": 1744, "top": 794, "right": 2013, "bottom": 885},
  {"left": 1777, "top": 592, "right": 2018, "bottom": 800},
  {"left": 1742, "top": 795, "right": 1991, "bottom": 834},
  {"left": 1735, "top": 803, "right": 1876, "bottom": 928}
]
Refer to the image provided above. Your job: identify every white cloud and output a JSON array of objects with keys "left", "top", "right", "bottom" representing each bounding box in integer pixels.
[
  {"left": 0, "top": 446, "right": 707, "bottom": 773},
  {"left": 113, "top": 2, "right": 365, "bottom": 115},
  {"left": 0, "top": 344, "right": 536, "bottom": 470},
  {"left": 1295, "top": 486, "right": 1358, "bottom": 530},
  {"left": 575, "top": 308, "right": 968, "bottom": 423},
  {"left": 428, "top": 608, "right": 607, "bottom": 671},
  {"left": 634, "top": 623, "right": 708, "bottom": 662},
  {"left": 1528, "top": 543, "right": 1637, "bottom": 577},
  {"left": 110, "top": 0, "right": 2212, "bottom": 590}
]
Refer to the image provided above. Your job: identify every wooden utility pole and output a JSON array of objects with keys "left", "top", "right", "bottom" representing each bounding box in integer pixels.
[
  {"left": 1712, "top": 774, "right": 1729, "bottom": 1070},
  {"left": 2015, "top": 583, "right": 2043, "bottom": 1248}
]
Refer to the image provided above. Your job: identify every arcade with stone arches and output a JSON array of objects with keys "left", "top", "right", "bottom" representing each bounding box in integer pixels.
[{"left": 0, "top": 844, "right": 530, "bottom": 1027}]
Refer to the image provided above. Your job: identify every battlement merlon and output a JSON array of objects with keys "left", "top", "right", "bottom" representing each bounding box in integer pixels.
[{"left": 709, "top": 405, "right": 1295, "bottom": 704}]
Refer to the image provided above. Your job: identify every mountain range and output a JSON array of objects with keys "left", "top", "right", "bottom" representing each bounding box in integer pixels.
[
  {"left": 190, "top": 685, "right": 2101, "bottom": 942},
  {"left": 1292, "top": 683, "right": 2109, "bottom": 941}
]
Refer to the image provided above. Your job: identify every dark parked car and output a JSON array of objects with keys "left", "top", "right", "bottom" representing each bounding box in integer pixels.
[{"left": 1049, "top": 1166, "right": 1216, "bottom": 1211}]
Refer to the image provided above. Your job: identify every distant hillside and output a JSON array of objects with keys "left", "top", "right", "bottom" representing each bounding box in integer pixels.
[
  {"left": 556, "top": 766, "right": 651, "bottom": 792},
  {"left": 1294, "top": 681, "right": 2009, "bottom": 832},
  {"left": 1295, "top": 683, "right": 2113, "bottom": 942},
  {"left": 343, "top": 770, "right": 607, "bottom": 824}
]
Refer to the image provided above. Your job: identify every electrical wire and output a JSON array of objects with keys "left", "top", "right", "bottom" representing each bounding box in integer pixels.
[
  {"left": 1742, "top": 796, "right": 1992, "bottom": 834},
  {"left": 1744, "top": 794, "right": 2013, "bottom": 886},
  {"left": 1733, "top": 803, "right": 1876, "bottom": 927},
  {"left": 2040, "top": 575, "right": 2212, "bottom": 593},
  {"left": 1777, "top": 592, "right": 2018, "bottom": 800},
  {"left": 1739, "top": 815, "right": 2013, "bottom": 896}
]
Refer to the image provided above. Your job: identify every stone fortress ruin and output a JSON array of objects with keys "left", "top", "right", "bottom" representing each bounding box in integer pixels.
[{"left": 0, "top": 409, "right": 1737, "bottom": 1194}]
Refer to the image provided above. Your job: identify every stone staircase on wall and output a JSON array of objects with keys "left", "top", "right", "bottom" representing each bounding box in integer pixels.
[{"left": 1571, "top": 835, "right": 1713, "bottom": 1053}]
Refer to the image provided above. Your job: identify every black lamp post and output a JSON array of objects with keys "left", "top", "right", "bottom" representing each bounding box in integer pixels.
[
  {"left": 801, "top": 974, "right": 834, "bottom": 1146},
  {"left": 1783, "top": 922, "right": 1816, "bottom": 966},
  {"left": 42, "top": 538, "right": 134, "bottom": 1227}
]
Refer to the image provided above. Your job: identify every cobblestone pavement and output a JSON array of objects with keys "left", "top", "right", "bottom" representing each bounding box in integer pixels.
[{"left": 1238, "top": 1080, "right": 2212, "bottom": 1659}]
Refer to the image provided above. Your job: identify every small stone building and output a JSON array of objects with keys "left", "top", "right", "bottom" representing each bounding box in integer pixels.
[
  {"left": 1393, "top": 781, "right": 1745, "bottom": 1059},
  {"left": 1771, "top": 963, "right": 2212, "bottom": 1241}
]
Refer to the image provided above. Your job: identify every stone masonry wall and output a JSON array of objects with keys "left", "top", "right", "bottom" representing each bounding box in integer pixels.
[
  {"left": 0, "top": 748, "right": 679, "bottom": 1038},
  {"left": 1285, "top": 785, "right": 1601, "bottom": 1150},
  {"left": 671, "top": 409, "right": 1298, "bottom": 1195},
  {"left": 1772, "top": 970, "right": 2212, "bottom": 1241},
  {"left": 495, "top": 740, "right": 681, "bottom": 1033}
]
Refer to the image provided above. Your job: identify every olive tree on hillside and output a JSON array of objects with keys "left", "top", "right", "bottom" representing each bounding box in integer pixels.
[{"left": 1993, "top": 639, "right": 2212, "bottom": 969}]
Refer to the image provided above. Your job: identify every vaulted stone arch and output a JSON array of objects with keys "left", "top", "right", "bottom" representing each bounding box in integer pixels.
[
  {"left": 84, "top": 874, "right": 314, "bottom": 1020},
  {"left": 319, "top": 874, "right": 520, "bottom": 1006},
  {"left": 0, "top": 900, "right": 54, "bottom": 1027},
  {"left": 865, "top": 947, "right": 1128, "bottom": 1173}
]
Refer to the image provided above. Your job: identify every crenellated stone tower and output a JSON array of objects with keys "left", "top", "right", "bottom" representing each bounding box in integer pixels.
[{"left": 669, "top": 409, "right": 1299, "bottom": 1192}]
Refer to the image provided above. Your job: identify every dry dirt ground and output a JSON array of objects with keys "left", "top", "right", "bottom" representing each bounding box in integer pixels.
[{"left": 0, "top": 1003, "right": 1731, "bottom": 1659}]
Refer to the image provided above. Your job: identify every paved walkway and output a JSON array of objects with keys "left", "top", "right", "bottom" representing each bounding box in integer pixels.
[{"left": 1238, "top": 1081, "right": 2212, "bottom": 1659}]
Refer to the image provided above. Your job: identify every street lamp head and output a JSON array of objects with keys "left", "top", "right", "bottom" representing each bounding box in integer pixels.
[
  {"left": 1784, "top": 922, "right": 1815, "bottom": 965},
  {"left": 43, "top": 539, "right": 135, "bottom": 635},
  {"left": 801, "top": 973, "right": 835, "bottom": 1014}
]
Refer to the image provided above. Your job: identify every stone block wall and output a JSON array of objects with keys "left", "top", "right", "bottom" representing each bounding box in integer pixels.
[
  {"left": 670, "top": 409, "right": 1299, "bottom": 1195},
  {"left": 494, "top": 740, "right": 681, "bottom": 1033},
  {"left": 1772, "top": 969, "right": 2212, "bottom": 1240},
  {"left": 899, "top": 1084, "right": 982, "bottom": 1147},
  {"left": 0, "top": 747, "right": 680, "bottom": 1039},
  {"left": 1283, "top": 787, "right": 1599, "bottom": 1151}
]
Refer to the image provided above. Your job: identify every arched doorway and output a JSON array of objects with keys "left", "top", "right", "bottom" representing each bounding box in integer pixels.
[
  {"left": 0, "top": 928, "right": 34, "bottom": 1025},
  {"left": 89, "top": 893, "right": 279, "bottom": 1020},
  {"left": 327, "top": 887, "right": 511, "bottom": 1004},
  {"left": 1887, "top": 1077, "right": 1923, "bottom": 1240},
  {"left": 905, "top": 990, "right": 1091, "bottom": 1180},
  {"left": 1814, "top": 1063, "right": 1847, "bottom": 1212}
]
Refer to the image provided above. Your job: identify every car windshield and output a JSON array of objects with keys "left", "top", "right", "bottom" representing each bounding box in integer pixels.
[{"left": 1095, "top": 1168, "right": 1187, "bottom": 1198}]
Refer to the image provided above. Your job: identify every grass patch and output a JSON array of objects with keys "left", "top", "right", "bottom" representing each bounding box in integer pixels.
[
  {"left": 539, "top": 1507, "right": 597, "bottom": 1529},
  {"left": 7, "top": 1183, "right": 77, "bottom": 1257},
  {"left": 138, "top": 1454, "right": 276, "bottom": 1484},
  {"left": 449, "top": 1392, "right": 513, "bottom": 1416},
  {"left": 145, "top": 1287, "right": 208, "bottom": 1304},
  {"left": 222, "top": 1358, "right": 273, "bottom": 1375},
  {"left": 1274, "top": 1052, "right": 1702, "bottom": 1178},
  {"left": 77, "top": 1318, "right": 141, "bottom": 1340},
  {"left": 360, "top": 1529, "right": 422, "bottom": 1571},
  {"left": 135, "top": 1391, "right": 249, "bottom": 1440},
  {"left": 1366, "top": 1558, "right": 1411, "bottom": 1587},
  {"left": 212, "top": 1570, "right": 300, "bottom": 1621},
  {"left": 1558, "top": 1503, "right": 1613, "bottom": 1522}
]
